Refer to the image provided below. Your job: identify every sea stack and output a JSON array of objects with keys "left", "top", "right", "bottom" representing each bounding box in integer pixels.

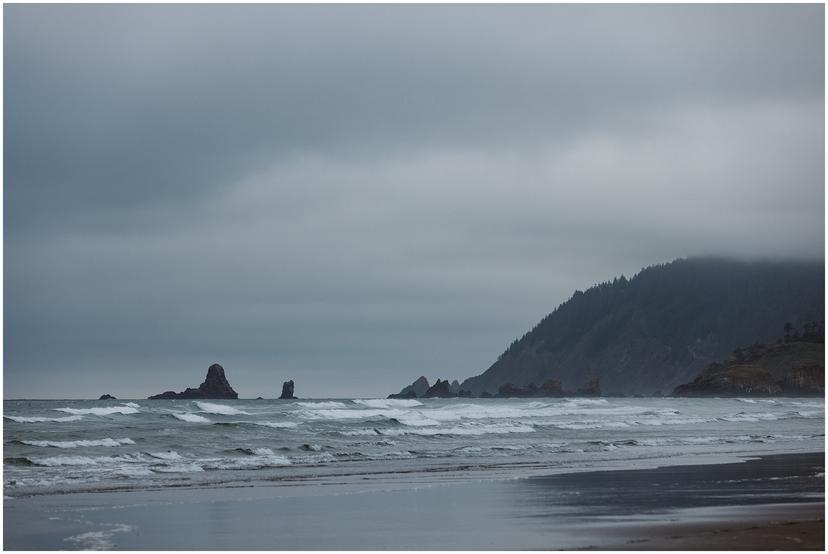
[
  {"left": 98, "top": 394, "right": 117, "bottom": 400},
  {"left": 388, "top": 376, "right": 430, "bottom": 399},
  {"left": 279, "top": 380, "right": 297, "bottom": 399},
  {"left": 148, "top": 363, "right": 239, "bottom": 400}
]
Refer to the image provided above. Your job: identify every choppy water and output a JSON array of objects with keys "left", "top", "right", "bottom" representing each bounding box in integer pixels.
[{"left": 4, "top": 397, "right": 824, "bottom": 497}]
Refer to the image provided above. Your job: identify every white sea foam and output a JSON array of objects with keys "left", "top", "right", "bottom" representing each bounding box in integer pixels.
[
  {"left": 124, "top": 402, "right": 140, "bottom": 408},
  {"left": 295, "top": 452, "right": 337, "bottom": 464},
  {"left": 792, "top": 401, "right": 824, "bottom": 408},
  {"left": 553, "top": 421, "right": 631, "bottom": 430},
  {"left": 172, "top": 412, "right": 211, "bottom": 423},
  {"left": 396, "top": 413, "right": 441, "bottom": 427},
  {"left": 301, "top": 408, "right": 406, "bottom": 420},
  {"left": 338, "top": 429, "right": 381, "bottom": 436},
  {"left": 251, "top": 447, "right": 279, "bottom": 456},
  {"left": 29, "top": 455, "right": 107, "bottom": 466},
  {"left": 203, "top": 449, "right": 292, "bottom": 470},
  {"left": 379, "top": 423, "right": 535, "bottom": 436},
  {"left": 354, "top": 399, "right": 423, "bottom": 408},
  {"left": 21, "top": 438, "right": 135, "bottom": 449},
  {"left": 253, "top": 421, "right": 299, "bottom": 428},
  {"left": 146, "top": 451, "right": 183, "bottom": 461},
  {"left": 719, "top": 412, "right": 781, "bottom": 423},
  {"left": 736, "top": 398, "right": 757, "bottom": 403},
  {"left": 563, "top": 398, "right": 609, "bottom": 406},
  {"left": 297, "top": 401, "right": 349, "bottom": 409},
  {"left": 194, "top": 402, "right": 249, "bottom": 415},
  {"left": 151, "top": 463, "right": 204, "bottom": 473},
  {"left": 55, "top": 406, "right": 139, "bottom": 416},
  {"left": 115, "top": 467, "right": 154, "bottom": 478},
  {"left": 5, "top": 415, "right": 83, "bottom": 423}
]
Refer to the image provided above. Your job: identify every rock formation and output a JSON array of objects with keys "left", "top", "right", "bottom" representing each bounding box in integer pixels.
[
  {"left": 496, "top": 379, "right": 565, "bottom": 398},
  {"left": 388, "top": 376, "right": 430, "bottom": 399},
  {"left": 279, "top": 380, "right": 297, "bottom": 399},
  {"left": 423, "top": 379, "right": 455, "bottom": 398},
  {"left": 673, "top": 339, "right": 824, "bottom": 397},
  {"left": 575, "top": 377, "right": 601, "bottom": 397},
  {"left": 148, "top": 363, "right": 239, "bottom": 400},
  {"left": 98, "top": 394, "right": 117, "bottom": 400},
  {"left": 538, "top": 378, "right": 564, "bottom": 396}
]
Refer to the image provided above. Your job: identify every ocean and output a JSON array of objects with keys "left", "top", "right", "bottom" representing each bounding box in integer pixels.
[{"left": 4, "top": 396, "right": 824, "bottom": 499}]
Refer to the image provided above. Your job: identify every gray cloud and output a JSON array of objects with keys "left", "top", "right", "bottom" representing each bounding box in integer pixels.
[{"left": 4, "top": 4, "right": 824, "bottom": 398}]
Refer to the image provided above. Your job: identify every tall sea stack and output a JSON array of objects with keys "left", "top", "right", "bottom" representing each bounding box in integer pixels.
[{"left": 279, "top": 380, "right": 297, "bottom": 399}]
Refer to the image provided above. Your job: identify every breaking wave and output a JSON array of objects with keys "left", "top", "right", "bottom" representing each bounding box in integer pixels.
[
  {"left": 354, "top": 399, "right": 423, "bottom": 408},
  {"left": 172, "top": 412, "right": 211, "bottom": 423},
  {"left": 55, "top": 406, "right": 139, "bottom": 416},
  {"left": 5, "top": 415, "right": 83, "bottom": 423},
  {"left": 18, "top": 438, "right": 135, "bottom": 449},
  {"left": 194, "top": 402, "right": 249, "bottom": 415}
]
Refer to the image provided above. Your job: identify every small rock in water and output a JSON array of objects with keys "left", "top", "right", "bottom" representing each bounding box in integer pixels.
[{"left": 98, "top": 394, "right": 117, "bottom": 400}]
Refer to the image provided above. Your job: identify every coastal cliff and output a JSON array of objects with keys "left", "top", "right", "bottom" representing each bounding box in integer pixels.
[{"left": 458, "top": 258, "right": 823, "bottom": 396}]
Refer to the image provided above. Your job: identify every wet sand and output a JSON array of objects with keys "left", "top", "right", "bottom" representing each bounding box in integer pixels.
[
  {"left": 4, "top": 452, "right": 824, "bottom": 550},
  {"left": 593, "top": 502, "right": 824, "bottom": 550}
]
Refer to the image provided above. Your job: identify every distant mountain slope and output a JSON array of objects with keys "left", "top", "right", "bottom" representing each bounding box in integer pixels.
[{"left": 459, "top": 258, "right": 824, "bottom": 396}]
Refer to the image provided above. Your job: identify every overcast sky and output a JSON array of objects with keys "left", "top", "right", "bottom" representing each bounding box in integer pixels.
[{"left": 4, "top": 4, "right": 824, "bottom": 399}]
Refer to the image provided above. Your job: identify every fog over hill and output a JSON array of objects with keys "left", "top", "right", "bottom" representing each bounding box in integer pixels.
[{"left": 460, "top": 258, "right": 824, "bottom": 396}]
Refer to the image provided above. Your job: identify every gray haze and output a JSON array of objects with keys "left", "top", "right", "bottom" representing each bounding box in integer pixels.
[{"left": 4, "top": 4, "right": 824, "bottom": 398}]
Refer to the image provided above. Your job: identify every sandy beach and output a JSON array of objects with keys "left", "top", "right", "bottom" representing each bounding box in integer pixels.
[{"left": 5, "top": 452, "right": 823, "bottom": 550}]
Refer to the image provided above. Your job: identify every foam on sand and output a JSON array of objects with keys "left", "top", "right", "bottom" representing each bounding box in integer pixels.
[{"left": 65, "top": 523, "right": 134, "bottom": 550}]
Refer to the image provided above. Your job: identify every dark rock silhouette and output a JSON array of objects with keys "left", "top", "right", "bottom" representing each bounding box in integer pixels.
[
  {"left": 279, "top": 380, "right": 297, "bottom": 399},
  {"left": 575, "top": 377, "right": 601, "bottom": 397},
  {"left": 388, "top": 376, "right": 430, "bottom": 399},
  {"left": 98, "top": 394, "right": 117, "bottom": 400},
  {"left": 150, "top": 391, "right": 179, "bottom": 400},
  {"left": 423, "top": 379, "right": 456, "bottom": 398},
  {"left": 538, "top": 379, "right": 564, "bottom": 396},
  {"left": 148, "top": 363, "right": 238, "bottom": 400},
  {"left": 496, "top": 379, "right": 564, "bottom": 398},
  {"left": 449, "top": 380, "right": 461, "bottom": 394}
]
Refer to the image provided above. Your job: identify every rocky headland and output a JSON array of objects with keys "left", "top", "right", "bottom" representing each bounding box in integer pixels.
[
  {"left": 148, "top": 363, "right": 239, "bottom": 400},
  {"left": 389, "top": 375, "right": 600, "bottom": 399},
  {"left": 672, "top": 324, "right": 824, "bottom": 397}
]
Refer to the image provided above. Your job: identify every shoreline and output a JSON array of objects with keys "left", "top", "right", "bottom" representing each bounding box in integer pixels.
[{"left": 5, "top": 451, "right": 823, "bottom": 550}]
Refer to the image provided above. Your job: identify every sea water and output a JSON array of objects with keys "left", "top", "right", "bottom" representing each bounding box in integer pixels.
[{"left": 4, "top": 396, "right": 824, "bottom": 498}]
